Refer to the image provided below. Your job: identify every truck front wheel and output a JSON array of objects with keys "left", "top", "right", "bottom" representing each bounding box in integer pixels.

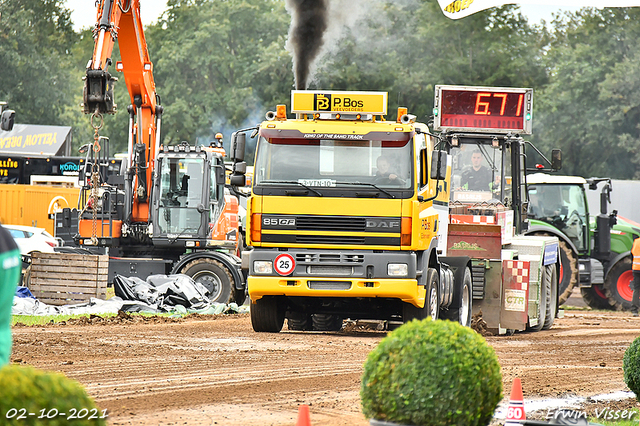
[
  {"left": 251, "top": 296, "right": 285, "bottom": 332},
  {"left": 403, "top": 268, "right": 439, "bottom": 322}
]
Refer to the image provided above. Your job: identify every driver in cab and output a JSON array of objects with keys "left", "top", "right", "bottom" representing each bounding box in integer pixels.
[
  {"left": 459, "top": 149, "right": 492, "bottom": 191},
  {"left": 375, "top": 155, "right": 405, "bottom": 185}
]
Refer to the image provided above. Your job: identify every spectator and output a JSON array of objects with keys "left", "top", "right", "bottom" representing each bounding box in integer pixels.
[{"left": 631, "top": 238, "right": 640, "bottom": 317}]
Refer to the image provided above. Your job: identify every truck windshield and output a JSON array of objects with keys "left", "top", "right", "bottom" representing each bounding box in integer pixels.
[
  {"left": 254, "top": 137, "right": 412, "bottom": 189},
  {"left": 157, "top": 157, "right": 205, "bottom": 234},
  {"left": 450, "top": 143, "right": 510, "bottom": 204},
  {"left": 528, "top": 184, "right": 588, "bottom": 251}
]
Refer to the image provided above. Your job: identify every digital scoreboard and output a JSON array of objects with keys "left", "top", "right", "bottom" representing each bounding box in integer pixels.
[{"left": 433, "top": 85, "right": 533, "bottom": 134}]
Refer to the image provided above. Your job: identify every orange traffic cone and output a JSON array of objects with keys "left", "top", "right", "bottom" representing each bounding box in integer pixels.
[
  {"left": 505, "top": 377, "right": 526, "bottom": 425},
  {"left": 296, "top": 404, "right": 311, "bottom": 426}
]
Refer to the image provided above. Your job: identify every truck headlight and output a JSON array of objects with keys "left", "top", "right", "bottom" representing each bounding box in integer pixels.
[
  {"left": 388, "top": 263, "right": 408, "bottom": 277},
  {"left": 254, "top": 260, "right": 273, "bottom": 274}
]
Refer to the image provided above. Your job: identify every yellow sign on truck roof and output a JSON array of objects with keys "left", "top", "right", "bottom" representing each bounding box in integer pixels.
[{"left": 291, "top": 91, "right": 388, "bottom": 115}]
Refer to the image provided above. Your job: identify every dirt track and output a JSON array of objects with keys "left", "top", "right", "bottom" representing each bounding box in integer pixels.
[{"left": 10, "top": 293, "right": 640, "bottom": 426}]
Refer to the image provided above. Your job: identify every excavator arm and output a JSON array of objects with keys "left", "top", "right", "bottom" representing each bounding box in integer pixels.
[{"left": 83, "top": 0, "right": 163, "bottom": 225}]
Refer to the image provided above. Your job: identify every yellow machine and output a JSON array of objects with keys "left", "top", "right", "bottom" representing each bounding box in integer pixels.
[
  {"left": 230, "top": 91, "right": 467, "bottom": 332},
  {"left": 230, "top": 89, "right": 559, "bottom": 333}
]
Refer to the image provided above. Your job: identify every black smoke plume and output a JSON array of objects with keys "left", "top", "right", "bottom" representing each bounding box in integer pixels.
[{"left": 285, "top": 0, "right": 329, "bottom": 90}]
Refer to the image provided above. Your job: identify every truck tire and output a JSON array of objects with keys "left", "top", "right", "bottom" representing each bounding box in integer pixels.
[
  {"left": 580, "top": 284, "right": 614, "bottom": 310},
  {"left": 312, "top": 314, "right": 344, "bottom": 331},
  {"left": 287, "top": 312, "right": 312, "bottom": 331},
  {"left": 403, "top": 268, "right": 439, "bottom": 322},
  {"left": 179, "top": 258, "right": 232, "bottom": 304},
  {"left": 543, "top": 265, "right": 558, "bottom": 330},
  {"left": 532, "top": 233, "right": 577, "bottom": 305},
  {"left": 440, "top": 267, "right": 472, "bottom": 327},
  {"left": 604, "top": 257, "right": 634, "bottom": 311},
  {"left": 527, "top": 267, "right": 548, "bottom": 332},
  {"left": 251, "top": 296, "right": 285, "bottom": 332}
]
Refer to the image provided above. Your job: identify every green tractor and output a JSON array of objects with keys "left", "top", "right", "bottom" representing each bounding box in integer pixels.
[{"left": 526, "top": 173, "right": 640, "bottom": 310}]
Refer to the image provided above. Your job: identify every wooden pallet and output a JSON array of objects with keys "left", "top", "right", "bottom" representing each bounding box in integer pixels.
[{"left": 29, "top": 252, "right": 108, "bottom": 306}]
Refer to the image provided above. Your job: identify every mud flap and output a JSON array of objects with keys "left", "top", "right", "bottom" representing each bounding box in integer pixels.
[{"left": 501, "top": 260, "right": 530, "bottom": 331}]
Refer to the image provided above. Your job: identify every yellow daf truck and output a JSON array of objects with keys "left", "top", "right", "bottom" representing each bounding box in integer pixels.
[{"left": 230, "top": 89, "right": 559, "bottom": 333}]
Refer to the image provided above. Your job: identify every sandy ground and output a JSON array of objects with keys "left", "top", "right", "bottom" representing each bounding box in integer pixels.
[{"left": 9, "top": 289, "right": 640, "bottom": 425}]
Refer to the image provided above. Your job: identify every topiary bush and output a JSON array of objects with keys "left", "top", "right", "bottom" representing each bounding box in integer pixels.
[
  {"left": 624, "top": 336, "right": 640, "bottom": 400},
  {"left": 361, "top": 318, "right": 502, "bottom": 426},
  {"left": 0, "top": 364, "right": 106, "bottom": 426}
]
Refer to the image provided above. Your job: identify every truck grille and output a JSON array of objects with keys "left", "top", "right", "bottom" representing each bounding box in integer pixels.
[
  {"left": 308, "top": 281, "right": 352, "bottom": 290},
  {"left": 296, "top": 216, "right": 366, "bottom": 232},
  {"left": 295, "top": 253, "right": 365, "bottom": 263},
  {"left": 307, "top": 265, "right": 354, "bottom": 276}
]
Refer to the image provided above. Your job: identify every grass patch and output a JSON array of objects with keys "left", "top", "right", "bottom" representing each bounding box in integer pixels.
[
  {"left": 12, "top": 311, "right": 177, "bottom": 326},
  {"left": 12, "top": 313, "right": 118, "bottom": 326}
]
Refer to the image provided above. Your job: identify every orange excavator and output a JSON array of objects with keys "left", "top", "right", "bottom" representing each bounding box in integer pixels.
[{"left": 75, "top": 0, "right": 246, "bottom": 304}]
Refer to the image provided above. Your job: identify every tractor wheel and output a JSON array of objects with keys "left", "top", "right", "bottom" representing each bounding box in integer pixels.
[
  {"left": 556, "top": 239, "right": 578, "bottom": 305},
  {"left": 543, "top": 265, "right": 558, "bottom": 330},
  {"left": 251, "top": 296, "right": 285, "bottom": 332},
  {"left": 312, "top": 314, "right": 344, "bottom": 331},
  {"left": 179, "top": 258, "right": 232, "bottom": 304},
  {"left": 440, "top": 267, "right": 472, "bottom": 327},
  {"left": 527, "top": 266, "right": 548, "bottom": 332},
  {"left": 403, "top": 268, "right": 439, "bottom": 323},
  {"left": 287, "top": 312, "right": 313, "bottom": 331},
  {"left": 580, "top": 284, "right": 614, "bottom": 310},
  {"left": 604, "top": 257, "right": 634, "bottom": 311}
]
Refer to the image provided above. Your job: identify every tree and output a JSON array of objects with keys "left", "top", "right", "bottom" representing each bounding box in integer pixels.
[
  {"left": 145, "top": 0, "right": 292, "bottom": 150},
  {"left": 0, "top": 0, "right": 77, "bottom": 126},
  {"left": 532, "top": 8, "right": 640, "bottom": 178}
]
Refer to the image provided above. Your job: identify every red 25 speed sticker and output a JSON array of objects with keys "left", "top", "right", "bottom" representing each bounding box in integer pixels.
[{"left": 274, "top": 253, "right": 295, "bottom": 276}]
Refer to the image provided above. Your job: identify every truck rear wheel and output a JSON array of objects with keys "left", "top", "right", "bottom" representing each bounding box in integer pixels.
[
  {"left": 580, "top": 284, "right": 614, "bottom": 310},
  {"left": 312, "top": 314, "right": 344, "bottom": 331},
  {"left": 604, "top": 257, "right": 634, "bottom": 310},
  {"left": 543, "top": 265, "right": 558, "bottom": 330},
  {"left": 403, "top": 268, "right": 439, "bottom": 323},
  {"left": 179, "top": 258, "right": 232, "bottom": 304},
  {"left": 440, "top": 267, "right": 472, "bottom": 327},
  {"left": 533, "top": 233, "right": 577, "bottom": 305},
  {"left": 287, "top": 312, "right": 312, "bottom": 331},
  {"left": 251, "top": 296, "right": 285, "bottom": 332},
  {"left": 527, "top": 267, "right": 548, "bottom": 332}
]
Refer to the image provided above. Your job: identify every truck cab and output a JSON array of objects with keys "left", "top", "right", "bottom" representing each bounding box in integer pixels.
[{"left": 240, "top": 91, "right": 457, "bottom": 332}]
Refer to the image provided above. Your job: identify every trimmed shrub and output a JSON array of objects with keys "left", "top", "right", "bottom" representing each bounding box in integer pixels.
[
  {"left": 0, "top": 364, "right": 106, "bottom": 426},
  {"left": 361, "top": 318, "right": 502, "bottom": 426},
  {"left": 624, "top": 336, "right": 640, "bottom": 400}
]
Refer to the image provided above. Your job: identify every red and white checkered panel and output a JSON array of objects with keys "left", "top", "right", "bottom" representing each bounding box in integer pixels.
[
  {"left": 504, "top": 260, "right": 530, "bottom": 289},
  {"left": 472, "top": 215, "right": 495, "bottom": 224}
]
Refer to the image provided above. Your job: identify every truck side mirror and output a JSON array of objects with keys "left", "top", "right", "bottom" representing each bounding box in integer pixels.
[
  {"left": 232, "top": 132, "right": 246, "bottom": 162},
  {"left": 230, "top": 161, "right": 247, "bottom": 187},
  {"left": 1, "top": 109, "right": 15, "bottom": 132},
  {"left": 213, "top": 165, "right": 225, "bottom": 186},
  {"left": 551, "top": 149, "right": 562, "bottom": 171},
  {"left": 430, "top": 150, "right": 447, "bottom": 181}
]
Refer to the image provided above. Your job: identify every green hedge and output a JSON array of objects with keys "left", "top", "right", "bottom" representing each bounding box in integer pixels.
[
  {"left": 624, "top": 336, "right": 640, "bottom": 400},
  {"left": 0, "top": 364, "right": 106, "bottom": 426},
  {"left": 361, "top": 318, "right": 502, "bottom": 426}
]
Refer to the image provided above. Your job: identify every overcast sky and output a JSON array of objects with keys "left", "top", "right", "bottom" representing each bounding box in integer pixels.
[{"left": 63, "top": 1, "right": 580, "bottom": 31}]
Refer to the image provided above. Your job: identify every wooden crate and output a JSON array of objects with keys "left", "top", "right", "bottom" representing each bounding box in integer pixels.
[{"left": 29, "top": 252, "right": 108, "bottom": 305}]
